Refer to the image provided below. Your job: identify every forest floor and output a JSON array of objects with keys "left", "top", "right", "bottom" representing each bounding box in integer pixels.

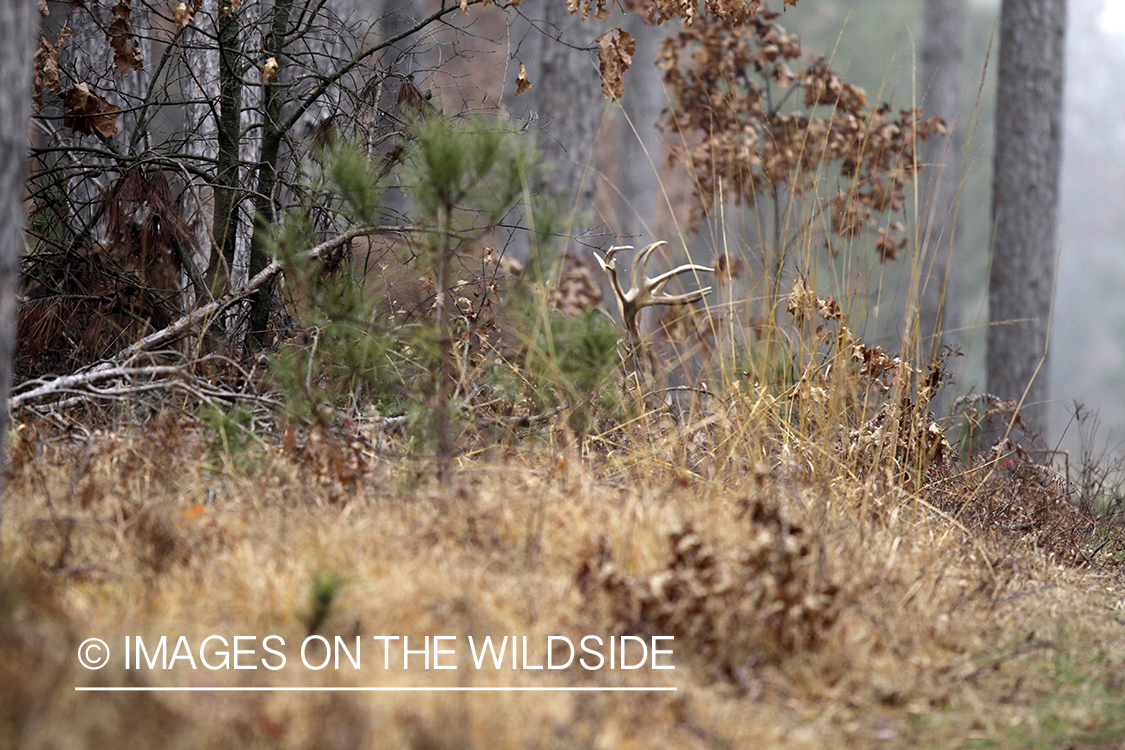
[{"left": 3, "top": 411, "right": 1125, "bottom": 750}]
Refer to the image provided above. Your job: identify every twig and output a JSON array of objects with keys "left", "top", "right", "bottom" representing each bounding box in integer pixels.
[
  {"left": 9, "top": 225, "right": 415, "bottom": 416},
  {"left": 96, "top": 224, "right": 394, "bottom": 367}
]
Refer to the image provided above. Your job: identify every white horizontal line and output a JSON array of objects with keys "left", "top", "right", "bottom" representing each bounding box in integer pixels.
[{"left": 75, "top": 686, "right": 676, "bottom": 692}]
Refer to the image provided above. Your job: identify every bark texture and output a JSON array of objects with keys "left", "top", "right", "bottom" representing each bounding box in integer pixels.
[
  {"left": 0, "top": 0, "right": 35, "bottom": 528},
  {"left": 618, "top": 12, "right": 662, "bottom": 240},
  {"left": 247, "top": 0, "right": 296, "bottom": 350},
  {"left": 208, "top": 1, "right": 245, "bottom": 294},
  {"left": 184, "top": 0, "right": 221, "bottom": 305},
  {"left": 919, "top": 0, "right": 964, "bottom": 360},
  {"left": 518, "top": 0, "right": 607, "bottom": 212},
  {"left": 988, "top": 0, "right": 1067, "bottom": 438}
]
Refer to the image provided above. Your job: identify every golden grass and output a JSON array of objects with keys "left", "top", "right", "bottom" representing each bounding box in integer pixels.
[
  {"left": 3, "top": 393, "right": 1123, "bottom": 749},
  {"left": 8, "top": 12, "right": 1116, "bottom": 747}
]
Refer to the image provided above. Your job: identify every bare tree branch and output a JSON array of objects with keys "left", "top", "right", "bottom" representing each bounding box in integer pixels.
[
  {"left": 105, "top": 224, "right": 408, "bottom": 363},
  {"left": 9, "top": 224, "right": 414, "bottom": 415}
]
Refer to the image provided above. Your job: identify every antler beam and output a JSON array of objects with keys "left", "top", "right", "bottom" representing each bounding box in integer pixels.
[{"left": 595, "top": 241, "right": 714, "bottom": 342}]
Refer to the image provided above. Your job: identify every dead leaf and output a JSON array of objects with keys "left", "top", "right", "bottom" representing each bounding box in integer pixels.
[
  {"left": 565, "top": 0, "right": 607, "bottom": 21},
  {"left": 875, "top": 225, "right": 906, "bottom": 262},
  {"left": 261, "top": 56, "right": 278, "bottom": 84},
  {"left": 34, "top": 33, "right": 66, "bottom": 109},
  {"left": 108, "top": 0, "right": 144, "bottom": 75},
  {"left": 41, "top": 55, "right": 60, "bottom": 96},
  {"left": 597, "top": 28, "right": 635, "bottom": 100},
  {"left": 38, "top": 0, "right": 49, "bottom": 16},
  {"left": 785, "top": 277, "right": 815, "bottom": 325},
  {"left": 515, "top": 62, "right": 532, "bottom": 95},
  {"left": 173, "top": 1, "right": 193, "bottom": 28},
  {"left": 772, "top": 62, "right": 794, "bottom": 88},
  {"left": 63, "top": 83, "right": 121, "bottom": 137}
]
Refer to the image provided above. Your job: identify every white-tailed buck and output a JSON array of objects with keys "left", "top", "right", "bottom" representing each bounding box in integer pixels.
[{"left": 595, "top": 241, "right": 713, "bottom": 406}]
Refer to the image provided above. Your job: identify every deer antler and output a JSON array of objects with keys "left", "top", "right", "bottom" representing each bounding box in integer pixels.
[{"left": 595, "top": 241, "right": 714, "bottom": 341}]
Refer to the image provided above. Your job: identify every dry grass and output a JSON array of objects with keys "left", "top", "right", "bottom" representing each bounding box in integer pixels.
[
  {"left": 3, "top": 383, "right": 1125, "bottom": 750},
  {"left": 12, "top": 10, "right": 1122, "bottom": 747}
]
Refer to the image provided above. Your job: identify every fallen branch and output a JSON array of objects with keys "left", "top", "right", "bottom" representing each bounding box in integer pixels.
[
  {"left": 10, "top": 353, "right": 283, "bottom": 412},
  {"left": 11, "top": 364, "right": 188, "bottom": 411},
  {"left": 98, "top": 224, "right": 396, "bottom": 367},
  {"left": 9, "top": 225, "right": 414, "bottom": 415}
]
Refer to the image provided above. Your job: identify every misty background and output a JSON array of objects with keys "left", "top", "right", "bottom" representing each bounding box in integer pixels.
[{"left": 775, "top": 0, "right": 1125, "bottom": 460}]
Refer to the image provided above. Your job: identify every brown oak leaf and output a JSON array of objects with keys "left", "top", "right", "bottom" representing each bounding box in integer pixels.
[
  {"left": 63, "top": 83, "right": 121, "bottom": 137},
  {"left": 598, "top": 28, "right": 635, "bottom": 100},
  {"left": 108, "top": 0, "right": 144, "bottom": 75},
  {"left": 173, "top": 2, "right": 193, "bottom": 28},
  {"left": 515, "top": 62, "right": 532, "bottom": 95},
  {"left": 261, "top": 56, "right": 278, "bottom": 84}
]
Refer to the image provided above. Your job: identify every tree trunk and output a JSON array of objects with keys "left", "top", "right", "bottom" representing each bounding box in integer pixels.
[
  {"left": 517, "top": 0, "right": 606, "bottom": 212},
  {"left": 207, "top": 0, "right": 244, "bottom": 296},
  {"left": 618, "top": 12, "right": 661, "bottom": 241},
  {"left": 919, "top": 0, "right": 964, "bottom": 349},
  {"left": 988, "top": 0, "right": 1067, "bottom": 439},
  {"left": 184, "top": 0, "right": 221, "bottom": 307},
  {"left": 919, "top": 0, "right": 964, "bottom": 412},
  {"left": 0, "top": 0, "right": 35, "bottom": 537},
  {"left": 247, "top": 0, "right": 296, "bottom": 350},
  {"left": 55, "top": 4, "right": 114, "bottom": 248}
]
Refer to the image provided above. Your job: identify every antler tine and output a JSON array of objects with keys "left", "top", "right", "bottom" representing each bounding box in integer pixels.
[
  {"left": 596, "top": 245, "right": 633, "bottom": 319},
  {"left": 630, "top": 241, "right": 665, "bottom": 290},
  {"left": 595, "top": 239, "right": 714, "bottom": 341},
  {"left": 656, "top": 285, "right": 713, "bottom": 307},
  {"left": 648, "top": 262, "right": 715, "bottom": 296},
  {"left": 597, "top": 245, "right": 632, "bottom": 277}
]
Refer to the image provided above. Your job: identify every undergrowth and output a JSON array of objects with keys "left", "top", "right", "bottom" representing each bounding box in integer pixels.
[
  {"left": 3, "top": 384, "right": 1123, "bottom": 748},
  {"left": 4, "top": 48, "right": 1125, "bottom": 750}
]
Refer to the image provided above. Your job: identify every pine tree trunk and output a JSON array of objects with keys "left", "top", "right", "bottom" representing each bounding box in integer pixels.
[
  {"left": 0, "top": 0, "right": 35, "bottom": 539},
  {"left": 988, "top": 0, "right": 1067, "bottom": 439},
  {"left": 184, "top": 0, "right": 221, "bottom": 306},
  {"left": 518, "top": 0, "right": 606, "bottom": 211},
  {"left": 618, "top": 13, "right": 661, "bottom": 241},
  {"left": 920, "top": 0, "right": 964, "bottom": 415},
  {"left": 919, "top": 0, "right": 964, "bottom": 356}
]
